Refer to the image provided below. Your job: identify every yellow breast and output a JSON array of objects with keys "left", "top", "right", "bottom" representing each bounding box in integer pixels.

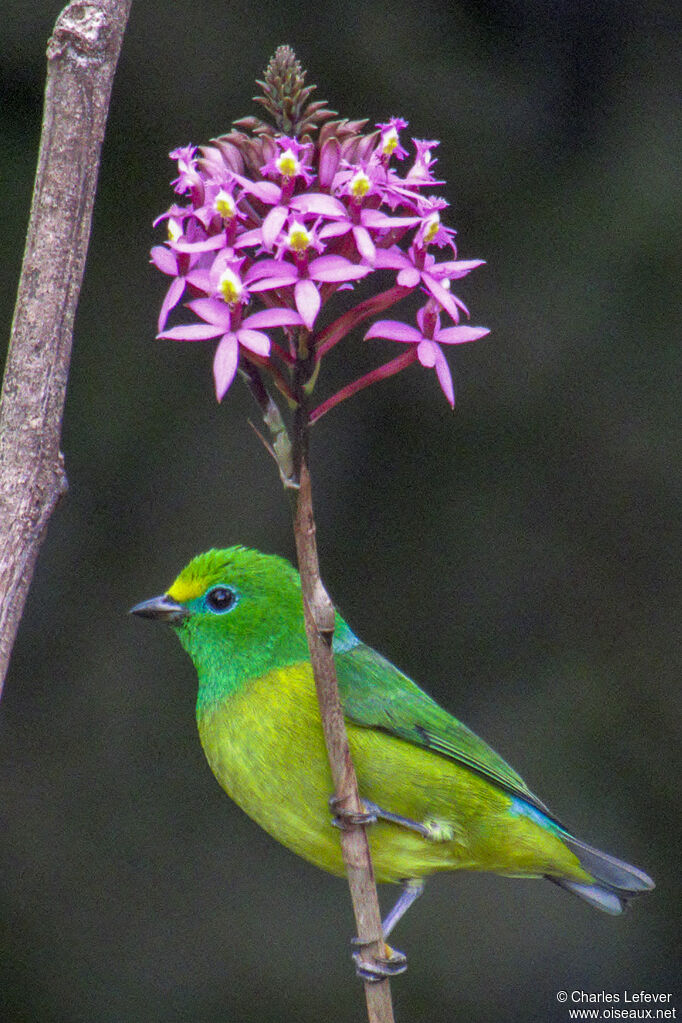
[{"left": 197, "top": 662, "right": 581, "bottom": 884}]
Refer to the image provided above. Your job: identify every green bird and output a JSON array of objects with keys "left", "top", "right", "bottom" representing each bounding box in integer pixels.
[{"left": 131, "top": 546, "right": 653, "bottom": 977}]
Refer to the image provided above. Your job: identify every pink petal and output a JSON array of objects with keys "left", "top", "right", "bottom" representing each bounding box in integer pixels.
[
  {"left": 172, "top": 233, "right": 226, "bottom": 253},
  {"left": 152, "top": 209, "right": 180, "bottom": 229},
  {"left": 396, "top": 267, "right": 421, "bottom": 288},
  {"left": 374, "top": 247, "right": 411, "bottom": 270},
  {"left": 262, "top": 205, "right": 288, "bottom": 249},
  {"left": 243, "top": 308, "right": 303, "bottom": 329},
  {"left": 295, "top": 279, "right": 321, "bottom": 330},
  {"left": 434, "top": 259, "right": 485, "bottom": 279},
  {"left": 290, "top": 193, "right": 347, "bottom": 217},
  {"left": 157, "top": 276, "right": 185, "bottom": 332},
  {"left": 452, "top": 294, "right": 471, "bottom": 319},
  {"left": 150, "top": 245, "right": 178, "bottom": 275},
  {"left": 308, "top": 255, "right": 370, "bottom": 282},
  {"left": 352, "top": 225, "right": 376, "bottom": 265},
  {"left": 246, "top": 259, "right": 299, "bottom": 285},
  {"left": 433, "top": 346, "right": 455, "bottom": 407},
  {"left": 158, "top": 323, "right": 223, "bottom": 341},
  {"left": 248, "top": 274, "right": 299, "bottom": 293},
  {"left": 318, "top": 221, "right": 351, "bottom": 240},
  {"left": 184, "top": 267, "right": 212, "bottom": 293},
  {"left": 365, "top": 320, "right": 423, "bottom": 343},
  {"left": 186, "top": 297, "right": 232, "bottom": 328},
  {"left": 422, "top": 273, "right": 462, "bottom": 323},
  {"left": 194, "top": 206, "right": 217, "bottom": 231},
  {"left": 230, "top": 175, "right": 281, "bottom": 205},
  {"left": 417, "top": 339, "right": 437, "bottom": 368},
  {"left": 360, "top": 210, "right": 421, "bottom": 230},
  {"left": 236, "top": 328, "right": 271, "bottom": 357},
  {"left": 213, "top": 335, "right": 239, "bottom": 401},
  {"left": 435, "top": 325, "right": 490, "bottom": 345},
  {"left": 234, "top": 228, "right": 264, "bottom": 248}
]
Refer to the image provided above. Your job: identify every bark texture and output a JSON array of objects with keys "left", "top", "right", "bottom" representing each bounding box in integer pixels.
[{"left": 0, "top": 0, "right": 132, "bottom": 696}]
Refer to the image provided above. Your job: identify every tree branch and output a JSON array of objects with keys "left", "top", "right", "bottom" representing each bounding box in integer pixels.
[{"left": 0, "top": 0, "right": 132, "bottom": 697}]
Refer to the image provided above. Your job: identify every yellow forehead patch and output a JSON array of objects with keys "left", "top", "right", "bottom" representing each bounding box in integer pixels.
[{"left": 167, "top": 575, "right": 208, "bottom": 604}]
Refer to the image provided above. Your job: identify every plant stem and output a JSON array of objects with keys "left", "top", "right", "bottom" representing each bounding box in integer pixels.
[
  {"left": 240, "top": 363, "right": 296, "bottom": 487},
  {"left": 315, "top": 284, "right": 411, "bottom": 358},
  {"left": 245, "top": 362, "right": 396, "bottom": 1022},
  {"left": 310, "top": 348, "right": 418, "bottom": 424},
  {"left": 291, "top": 457, "right": 396, "bottom": 1023},
  {"left": 0, "top": 0, "right": 132, "bottom": 698}
]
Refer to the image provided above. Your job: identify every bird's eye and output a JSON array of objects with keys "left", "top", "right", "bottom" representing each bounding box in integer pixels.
[{"left": 205, "top": 586, "right": 236, "bottom": 613}]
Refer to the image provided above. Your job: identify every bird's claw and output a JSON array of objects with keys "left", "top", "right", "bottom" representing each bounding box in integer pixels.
[
  {"left": 329, "top": 794, "right": 377, "bottom": 830},
  {"left": 351, "top": 937, "right": 408, "bottom": 981}
]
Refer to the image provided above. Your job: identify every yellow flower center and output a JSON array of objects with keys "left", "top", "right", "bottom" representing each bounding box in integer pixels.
[
  {"left": 286, "top": 221, "right": 311, "bottom": 252},
  {"left": 349, "top": 170, "right": 371, "bottom": 198},
  {"left": 214, "top": 190, "right": 236, "bottom": 220},
  {"left": 167, "top": 218, "right": 182, "bottom": 243},
  {"left": 424, "top": 213, "right": 441, "bottom": 244},
  {"left": 382, "top": 127, "right": 399, "bottom": 155},
  {"left": 218, "top": 268, "right": 243, "bottom": 305},
  {"left": 276, "top": 148, "right": 300, "bottom": 179}
]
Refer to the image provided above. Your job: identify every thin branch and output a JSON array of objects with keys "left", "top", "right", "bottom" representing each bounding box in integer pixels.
[
  {"left": 292, "top": 459, "right": 396, "bottom": 1023},
  {"left": 310, "top": 348, "right": 419, "bottom": 425},
  {"left": 315, "top": 284, "right": 411, "bottom": 358},
  {"left": 0, "top": 0, "right": 132, "bottom": 697},
  {"left": 245, "top": 363, "right": 396, "bottom": 1020}
]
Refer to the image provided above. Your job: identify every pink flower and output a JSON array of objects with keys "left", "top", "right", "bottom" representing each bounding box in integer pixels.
[
  {"left": 152, "top": 82, "right": 488, "bottom": 415},
  {"left": 169, "top": 145, "right": 203, "bottom": 200},
  {"left": 365, "top": 308, "right": 489, "bottom": 407},
  {"left": 261, "top": 136, "right": 315, "bottom": 187},
  {"left": 375, "top": 117, "right": 409, "bottom": 162},
  {"left": 247, "top": 249, "right": 370, "bottom": 330},
  {"left": 150, "top": 244, "right": 210, "bottom": 332},
  {"left": 158, "top": 300, "right": 303, "bottom": 401},
  {"left": 375, "top": 245, "right": 484, "bottom": 323}
]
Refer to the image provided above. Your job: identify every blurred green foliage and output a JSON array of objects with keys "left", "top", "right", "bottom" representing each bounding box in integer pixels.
[{"left": 0, "top": 1, "right": 679, "bottom": 1020}]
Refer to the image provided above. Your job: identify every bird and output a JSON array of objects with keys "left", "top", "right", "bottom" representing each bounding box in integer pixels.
[{"left": 131, "top": 545, "right": 654, "bottom": 978}]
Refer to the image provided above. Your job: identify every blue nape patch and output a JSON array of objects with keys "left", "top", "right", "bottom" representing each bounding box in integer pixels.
[
  {"left": 333, "top": 623, "right": 360, "bottom": 654},
  {"left": 509, "top": 797, "right": 559, "bottom": 833}
]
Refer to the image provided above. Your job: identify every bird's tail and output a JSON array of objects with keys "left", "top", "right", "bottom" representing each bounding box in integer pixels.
[{"left": 548, "top": 834, "right": 654, "bottom": 914}]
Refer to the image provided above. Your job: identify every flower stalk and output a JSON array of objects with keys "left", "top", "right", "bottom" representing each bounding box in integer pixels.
[
  {"left": 291, "top": 456, "right": 396, "bottom": 1023},
  {"left": 310, "top": 349, "right": 418, "bottom": 424}
]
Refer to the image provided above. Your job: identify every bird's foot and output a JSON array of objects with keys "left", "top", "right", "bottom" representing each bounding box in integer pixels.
[
  {"left": 351, "top": 937, "right": 408, "bottom": 981},
  {"left": 329, "top": 794, "right": 377, "bottom": 830}
]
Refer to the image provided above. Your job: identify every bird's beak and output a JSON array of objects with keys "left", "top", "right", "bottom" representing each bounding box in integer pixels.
[{"left": 129, "top": 594, "right": 190, "bottom": 624}]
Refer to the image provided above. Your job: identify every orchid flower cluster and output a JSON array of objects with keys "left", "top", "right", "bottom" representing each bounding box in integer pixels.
[{"left": 151, "top": 47, "right": 488, "bottom": 421}]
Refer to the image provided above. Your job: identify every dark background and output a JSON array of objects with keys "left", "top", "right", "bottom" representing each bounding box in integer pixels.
[{"left": 1, "top": 1, "right": 679, "bottom": 1020}]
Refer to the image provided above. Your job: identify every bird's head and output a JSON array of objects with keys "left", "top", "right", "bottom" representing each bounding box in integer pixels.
[{"left": 130, "top": 546, "right": 310, "bottom": 689}]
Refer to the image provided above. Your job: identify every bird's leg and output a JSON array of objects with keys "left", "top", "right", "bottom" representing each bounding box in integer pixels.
[
  {"left": 361, "top": 799, "right": 444, "bottom": 840},
  {"left": 351, "top": 879, "right": 426, "bottom": 982},
  {"left": 328, "top": 793, "right": 378, "bottom": 829},
  {"left": 381, "top": 878, "right": 425, "bottom": 939},
  {"left": 329, "top": 795, "right": 432, "bottom": 980},
  {"left": 330, "top": 795, "right": 452, "bottom": 841}
]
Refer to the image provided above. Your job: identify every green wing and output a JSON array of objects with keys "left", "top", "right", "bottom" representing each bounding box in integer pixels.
[{"left": 335, "top": 641, "right": 559, "bottom": 824}]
